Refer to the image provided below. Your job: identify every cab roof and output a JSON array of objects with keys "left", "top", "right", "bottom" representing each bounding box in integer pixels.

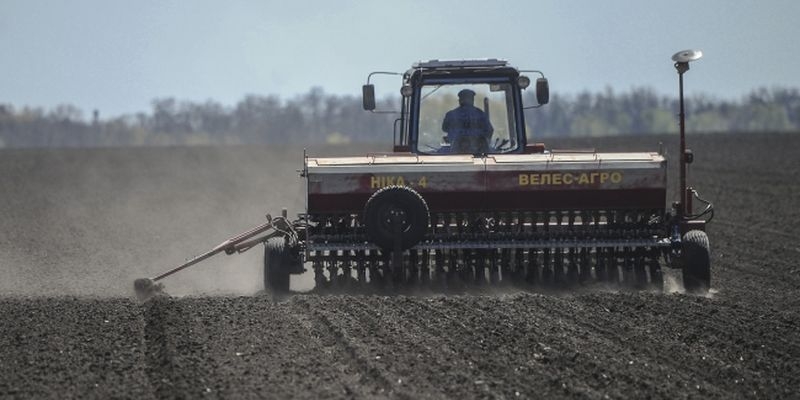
[{"left": 404, "top": 59, "right": 520, "bottom": 82}]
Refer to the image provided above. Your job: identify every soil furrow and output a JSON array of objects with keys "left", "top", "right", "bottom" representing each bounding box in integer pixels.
[
  {"left": 142, "top": 297, "right": 215, "bottom": 399},
  {"left": 293, "top": 298, "right": 398, "bottom": 398}
]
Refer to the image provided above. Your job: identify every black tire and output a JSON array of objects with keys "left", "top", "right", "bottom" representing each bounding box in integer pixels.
[
  {"left": 363, "top": 185, "right": 429, "bottom": 252},
  {"left": 264, "top": 237, "right": 291, "bottom": 294},
  {"left": 682, "top": 230, "right": 711, "bottom": 294}
]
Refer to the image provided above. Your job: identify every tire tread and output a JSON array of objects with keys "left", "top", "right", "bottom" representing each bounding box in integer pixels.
[{"left": 682, "top": 229, "right": 711, "bottom": 294}]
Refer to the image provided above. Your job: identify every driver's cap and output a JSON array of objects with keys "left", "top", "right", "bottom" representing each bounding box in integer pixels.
[{"left": 458, "top": 89, "right": 476, "bottom": 99}]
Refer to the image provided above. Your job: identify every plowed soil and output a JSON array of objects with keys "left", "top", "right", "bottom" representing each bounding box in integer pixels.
[{"left": 1, "top": 133, "right": 799, "bottom": 399}]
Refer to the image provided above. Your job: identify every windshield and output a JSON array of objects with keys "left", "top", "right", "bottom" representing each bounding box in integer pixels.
[{"left": 416, "top": 82, "right": 518, "bottom": 155}]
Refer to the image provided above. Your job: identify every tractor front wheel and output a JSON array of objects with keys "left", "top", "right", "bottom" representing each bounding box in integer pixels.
[
  {"left": 264, "top": 237, "right": 291, "bottom": 294},
  {"left": 682, "top": 230, "right": 711, "bottom": 294}
]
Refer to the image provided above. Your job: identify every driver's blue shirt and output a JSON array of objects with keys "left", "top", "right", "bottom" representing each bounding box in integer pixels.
[{"left": 441, "top": 105, "right": 493, "bottom": 142}]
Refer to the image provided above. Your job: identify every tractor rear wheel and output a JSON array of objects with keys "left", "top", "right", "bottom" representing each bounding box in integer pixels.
[
  {"left": 364, "top": 185, "right": 429, "bottom": 252},
  {"left": 682, "top": 230, "right": 711, "bottom": 294},
  {"left": 264, "top": 237, "right": 291, "bottom": 294}
]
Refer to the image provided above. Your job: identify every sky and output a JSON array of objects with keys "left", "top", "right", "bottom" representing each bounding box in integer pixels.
[{"left": 1, "top": 0, "right": 798, "bottom": 119}]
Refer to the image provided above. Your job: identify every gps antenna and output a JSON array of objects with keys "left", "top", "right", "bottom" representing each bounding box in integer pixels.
[{"left": 672, "top": 49, "right": 703, "bottom": 218}]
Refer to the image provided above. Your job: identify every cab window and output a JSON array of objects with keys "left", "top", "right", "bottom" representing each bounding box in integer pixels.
[{"left": 417, "top": 83, "right": 518, "bottom": 154}]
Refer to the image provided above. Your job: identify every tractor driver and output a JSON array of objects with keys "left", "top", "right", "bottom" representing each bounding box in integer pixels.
[{"left": 441, "top": 89, "right": 494, "bottom": 154}]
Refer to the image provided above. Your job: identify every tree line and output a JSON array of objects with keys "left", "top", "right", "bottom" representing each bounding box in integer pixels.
[{"left": 1, "top": 86, "right": 798, "bottom": 148}]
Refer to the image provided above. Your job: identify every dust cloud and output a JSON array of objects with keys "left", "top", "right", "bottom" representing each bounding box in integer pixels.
[
  {"left": 662, "top": 269, "right": 685, "bottom": 294},
  {"left": 0, "top": 145, "right": 309, "bottom": 297}
]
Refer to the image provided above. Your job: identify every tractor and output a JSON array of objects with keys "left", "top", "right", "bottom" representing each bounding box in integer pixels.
[{"left": 135, "top": 53, "right": 713, "bottom": 299}]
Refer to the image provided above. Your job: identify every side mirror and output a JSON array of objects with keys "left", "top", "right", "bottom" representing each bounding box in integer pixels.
[
  {"left": 362, "top": 84, "right": 376, "bottom": 111},
  {"left": 536, "top": 78, "right": 549, "bottom": 105}
]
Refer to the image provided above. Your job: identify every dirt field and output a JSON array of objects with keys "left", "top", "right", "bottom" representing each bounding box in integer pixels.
[{"left": 1, "top": 133, "right": 799, "bottom": 399}]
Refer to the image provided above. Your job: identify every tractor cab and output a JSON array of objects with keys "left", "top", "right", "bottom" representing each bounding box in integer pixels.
[{"left": 362, "top": 59, "right": 549, "bottom": 155}]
